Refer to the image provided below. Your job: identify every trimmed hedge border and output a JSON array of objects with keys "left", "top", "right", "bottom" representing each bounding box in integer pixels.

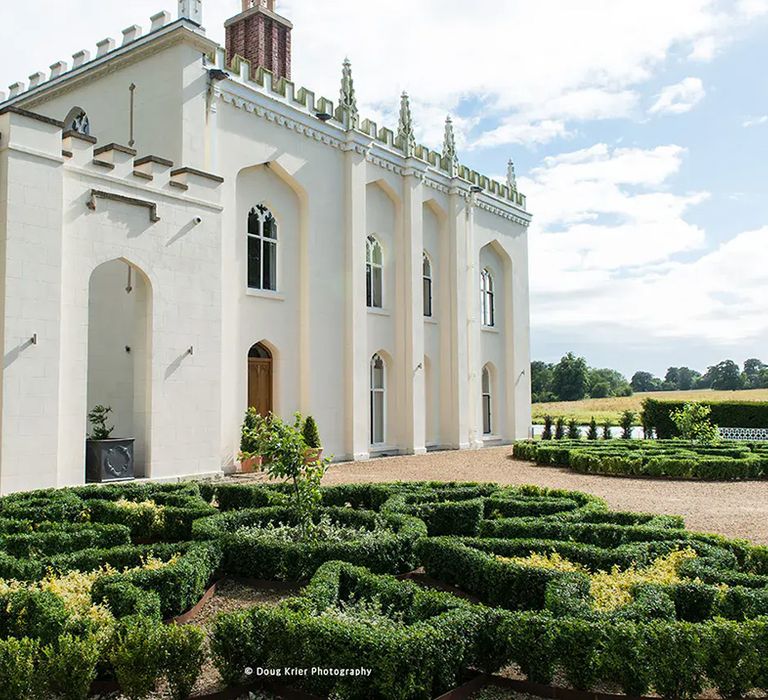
[
  {"left": 513, "top": 439, "right": 768, "bottom": 480},
  {"left": 643, "top": 398, "right": 768, "bottom": 439},
  {"left": 192, "top": 505, "right": 427, "bottom": 580}
]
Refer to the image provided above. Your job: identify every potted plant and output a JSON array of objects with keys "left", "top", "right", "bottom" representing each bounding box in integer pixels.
[
  {"left": 238, "top": 409, "right": 270, "bottom": 474},
  {"left": 85, "top": 405, "right": 135, "bottom": 483},
  {"left": 302, "top": 415, "right": 323, "bottom": 464}
]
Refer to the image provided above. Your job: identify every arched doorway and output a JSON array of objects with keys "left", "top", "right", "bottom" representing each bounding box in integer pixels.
[
  {"left": 87, "top": 259, "right": 152, "bottom": 477},
  {"left": 248, "top": 342, "right": 273, "bottom": 416}
]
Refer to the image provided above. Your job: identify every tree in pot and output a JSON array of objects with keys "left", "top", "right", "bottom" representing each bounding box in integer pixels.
[
  {"left": 302, "top": 416, "right": 323, "bottom": 464},
  {"left": 86, "top": 405, "right": 135, "bottom": 483},
  {"left": 238, "top": 408, "right": 270, "bottom": 473}
]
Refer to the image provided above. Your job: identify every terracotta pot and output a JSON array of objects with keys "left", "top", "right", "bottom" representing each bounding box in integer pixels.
[
  {"left": 239, "top": 455, "right": 263, "bottom": 473},
  {"left": 303, "top": 447, "right": 323, "bottom": 465}
]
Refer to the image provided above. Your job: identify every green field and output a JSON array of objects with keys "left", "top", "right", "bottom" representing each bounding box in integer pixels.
[{"left": 532, "top": 388, "right": 768, "bottom": 425}]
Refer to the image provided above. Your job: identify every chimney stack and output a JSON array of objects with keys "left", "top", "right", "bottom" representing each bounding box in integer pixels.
[{"left": 225, "top": 0, "right": 292, "bottom": 81}]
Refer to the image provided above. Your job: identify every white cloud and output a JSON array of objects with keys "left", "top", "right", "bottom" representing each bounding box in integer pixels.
[
  {"left": 525, "top": 142, "right": 768, "bottom": 344},
  {"left": 649, "top": 77, "right": 706, "bottom": 115},
  {"left": 743, "top": 115, "right": 768, "bottom": 127},
  {"left": 1, "top": 1, "right": 764, "bottom": 148}
]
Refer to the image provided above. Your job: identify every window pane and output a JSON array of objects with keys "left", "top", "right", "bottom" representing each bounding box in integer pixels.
[
  {"left": 482, "top": 368, "right": 490, "bottom": 393},
  {"left": 372, "top": 267, "right": 383, "bottom": 308},
  {"left": 248, "top": 236, "right": 261, "bottom": 289},
  {"left": 423, "top": 278, "right": 432, "bottom": 317},
  {"left": 372, "top": 359, "right": 384, "bottom": 389},
  {"left": 248, "top": 209, "right": 260, "bottom": 235},
  {"left": 263, "top": 215, "right": 277, "bottom": 240},
  {"left": 483, "top": 395, "right": 492, "bottom": 434},
  {"left": 263, "top": 241, "right": 277, "bottom": 290},
  {"left": 366, "top": 264, "right": 373, "bottom": 307},
  {"left": 372, "top": 244, "right": 382, "bottom": 266},
  {"left": 489, "top": 292, "right": 495, "bottom": 326},
  {"left": 373, "top": 391, "right": 385, "bottom": 443}
]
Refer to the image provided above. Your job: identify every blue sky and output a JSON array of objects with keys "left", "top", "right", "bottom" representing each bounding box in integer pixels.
[{"left": 2, "top": 0, "right": 766, "bottom": 379}]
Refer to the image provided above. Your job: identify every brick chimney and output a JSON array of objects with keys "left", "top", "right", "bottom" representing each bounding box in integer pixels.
[{"left": 225, "top": 0, "right": 292, "bottom": 81}]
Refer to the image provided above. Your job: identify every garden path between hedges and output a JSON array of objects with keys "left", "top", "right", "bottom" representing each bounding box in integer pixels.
[{"left": 313, "top": 447, "right": 768, "bottom": 545}]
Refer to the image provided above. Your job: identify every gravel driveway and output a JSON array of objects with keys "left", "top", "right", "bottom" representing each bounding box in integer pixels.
[{"left": 321, "top": 447, "right": 768, "bottom": 545}]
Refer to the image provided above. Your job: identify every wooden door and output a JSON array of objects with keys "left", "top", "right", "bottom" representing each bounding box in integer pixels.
[{"left": 248, "top": 358, "right": 273, "bottom": 416}]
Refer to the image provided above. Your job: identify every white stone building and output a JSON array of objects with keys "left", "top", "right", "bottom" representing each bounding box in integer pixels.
[{"left": 0, "top": 0, "right": 532, "bottom": 493}]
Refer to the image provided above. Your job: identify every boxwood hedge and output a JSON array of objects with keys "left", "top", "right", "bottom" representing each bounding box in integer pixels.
[
  {"left": 0, "top": 477, "right": 766, "bottom": 698},
  {"left": 513, "top": 439, "right": 768, "bottom": 480}
]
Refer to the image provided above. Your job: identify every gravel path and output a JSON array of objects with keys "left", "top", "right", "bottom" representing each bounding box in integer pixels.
[{"left": 322, "top": 447, "right": 768, "bottom": 545}]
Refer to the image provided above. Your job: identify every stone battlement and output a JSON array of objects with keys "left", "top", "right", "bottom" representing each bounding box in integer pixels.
[
  {"left": 217, "top": 47, "right": 526, "bottom": 210},
  {"left": 0, "top": 106, "right": 223, "bottom": 208}
]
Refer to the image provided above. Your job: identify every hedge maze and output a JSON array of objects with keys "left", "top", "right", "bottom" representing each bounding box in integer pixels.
[
  {"left": 513, "top": 439, "right": 768, "bottom": 480},
  {"left": 1, "top": 479, "right": 767, "bottom": 699}
]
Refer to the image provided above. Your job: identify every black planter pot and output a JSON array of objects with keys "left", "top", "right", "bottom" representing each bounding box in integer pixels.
[{"left": 86, "top": 438, "right": 135, "bottom": 483}]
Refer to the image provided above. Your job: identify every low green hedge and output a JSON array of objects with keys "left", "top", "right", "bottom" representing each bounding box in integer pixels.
[
  {"left": 91, "top": 542, "right": 221, "bottom": 618},
  {"left": 513, "top": 439, "right": 768, "bottom": 481},
  {"left": 478, "top": 610, "right": 768, "bottom": 697},
  {"left": 193, "top": 506, "right": 427, "bottom": 580},
  {"left": 211, "top": 560, "right": 485, "bottom": 700}
]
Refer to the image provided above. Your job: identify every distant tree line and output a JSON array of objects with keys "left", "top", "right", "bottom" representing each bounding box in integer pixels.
[
  {"left": 532, "top": 355, "right": 768, "bottom": 404},
  {"left": 532, "top": 353, "right": 633, "bottom": 403},
  {"left": 631, "top": 358, "right": 768, "bottom": 393}
]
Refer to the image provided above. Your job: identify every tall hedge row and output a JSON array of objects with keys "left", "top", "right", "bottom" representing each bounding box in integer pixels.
[{"left": 642, "top": 398, "right": 768, "bottom": 438}]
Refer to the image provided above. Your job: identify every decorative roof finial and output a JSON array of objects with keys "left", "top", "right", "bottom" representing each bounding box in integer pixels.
[
  {"left": 443, "top": 115, "right": 459, "bottom": 177},
  {"left": 507, "top": 159, "right": 517, "bottom": 190},
  {"left": 397, "top": 92, "right": 416, "bottom": 157},
  {"left": 178, "top": 0, "right": 203, "bottom": 25},
  {"left": 339, "top": 58, "right": 359, "bottom": 130}
]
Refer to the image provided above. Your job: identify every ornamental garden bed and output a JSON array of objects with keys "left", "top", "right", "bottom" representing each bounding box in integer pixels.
[
  {"left": 0, "top": 478, "right": 767, "bottom": 699},
  {"left": 512, "top": 439, "right": 768, "bottom": 480}
]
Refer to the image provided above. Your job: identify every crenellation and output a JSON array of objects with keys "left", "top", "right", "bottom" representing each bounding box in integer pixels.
[
  {"left": 150, "top": 11, "right": 172, "bottom": 32},
  {"left": 28, "top": 72, "right": 46, "bottom": 89},
  {"left": 49, "top": 62, "right": 68, "bottom": 80},
  {"left": 377, "top": 127, "right": 395, "bottom": 148},
  {"left": 72, "top": 49, "right": 91, "bottom": 68},
  {"left": 294, "top": 87, "right": 315, "bottom": 112},
  {"left": 95, "top": 38, "right": 116, "bottom": 58},
  {"left": 0, "top": 6, "right": 526, "bottom": 213},
  {"left": 316, "top": 97, "right": 334, "bottom": 118},
  {"left": 122, "top": 25, "right": 143, "bottom": 46},
  {"left": 360, "top": 118, "right": 377, "bottom": 138}
]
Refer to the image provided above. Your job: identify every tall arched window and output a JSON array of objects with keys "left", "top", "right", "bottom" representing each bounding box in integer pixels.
[
  {"left": 366, "top": 236, "right": 383, "bottom": 308},
  {"left": 370, "top": 353, "right": 386, "bottom": 445},
  {"left": 480, "top": 268, "right": 495, "bottom": 327},
  {"left": 423, "top": 252, "right": 433, "bottom": 317},
  {"left": 247, "top": 204, "right": 278, "bottom": 291},
  {"left": 482, "top": 365, "right": 493, "bottom": 435}
]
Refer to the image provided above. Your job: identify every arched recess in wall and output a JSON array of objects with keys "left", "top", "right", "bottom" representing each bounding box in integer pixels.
[
  {"left": 86, "top": 259, "right": 152, "bottom": 478},
  {"left": 369, "top": 350, "right": 395, "bottom": 447},
  {"left": 478, "top": 239, "right": 516, "bottom": 438},
  {"left": 237, "top": 160, "right": 309, "bottom": 412},
  {"left": 247, "top": 340, "right": 277, "bottom": 417},
  {"left": 365, "top": 179, "right": 401, "bottom": 312}
]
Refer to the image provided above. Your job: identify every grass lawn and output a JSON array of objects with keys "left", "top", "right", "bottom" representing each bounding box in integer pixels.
[{"left": 532, "top": 388, "right": 768, "bottom": 425}]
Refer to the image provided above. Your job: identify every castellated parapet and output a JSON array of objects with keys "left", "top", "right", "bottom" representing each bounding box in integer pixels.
[{"left": 0, "top": 6, "right": 526, "bottom": 215}]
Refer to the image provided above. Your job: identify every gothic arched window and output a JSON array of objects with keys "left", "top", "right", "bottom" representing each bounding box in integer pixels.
[
  {"left": 482, "top": 365, "right": 493, "bottom": 435},
  {"left": 480, "top": 268, "right": 495, "bottom": 327},
  {"left": 423, "top": 252, "right": 433, "bottom": 318},
  {"left": 370, "top": 354, "right": 386, "bottom": 445},
  {"left": 366, "top": 236, "right": 383, "bottom": 308},
  {"left": 247, "top": 204, "right": 278, "bottom": 291}
]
